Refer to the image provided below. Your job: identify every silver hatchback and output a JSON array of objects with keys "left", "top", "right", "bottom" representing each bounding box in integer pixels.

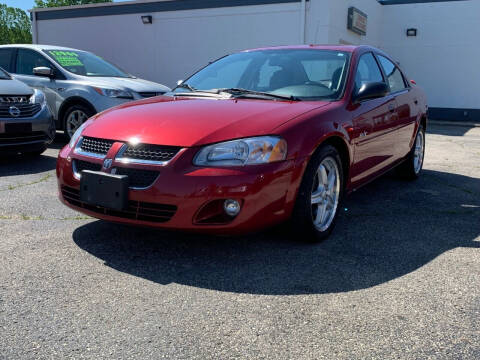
[{"left": 0, "top": 44, "right": 170, "bottom": 138}]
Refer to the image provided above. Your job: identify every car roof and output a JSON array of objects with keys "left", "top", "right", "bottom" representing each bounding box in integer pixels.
[
  {"left": 243, "top": 44, "right": 378, "bottom": 53},
  {"left": 0, "top": 44, "right": 84, "bottom": 52}
]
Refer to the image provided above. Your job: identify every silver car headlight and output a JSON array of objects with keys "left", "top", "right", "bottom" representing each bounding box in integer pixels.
[
  {"left": 29, "top": 89, "right": 47, "bottom": 107},
  {"left": 193, "top": 136, "right": 287, "bottom": 166},
  {"left": 93, "top": 87, "right": 133, "bottom": 99},
  {"left": 68, "top": 122, "right": 88, "bottom": 148}
]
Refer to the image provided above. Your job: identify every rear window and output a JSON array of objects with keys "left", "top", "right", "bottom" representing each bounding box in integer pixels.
[{"left": 0, "top": 48, "right": 14, "bottom": 72}]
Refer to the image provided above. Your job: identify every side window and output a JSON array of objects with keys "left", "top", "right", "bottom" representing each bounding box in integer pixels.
[
  {"left": 16, "top": 49, "right": 54, "bottom": 76},
  {"left": 377, "top": 55, "right": 407, "bottom": 93},
  {"left": 355, "top": 53, "right": 384, "bottom": 91},
  {"left": 0, "top": 48, "right": 15, "bottom": 72}
]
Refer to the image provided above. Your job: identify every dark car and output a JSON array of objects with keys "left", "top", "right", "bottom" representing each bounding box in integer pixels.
[
  {"left": 57, "top": 45, "right": 427, "bottom": 241},
  {"left": 0, "top": 67, "right": 55, "bottom": 156}
]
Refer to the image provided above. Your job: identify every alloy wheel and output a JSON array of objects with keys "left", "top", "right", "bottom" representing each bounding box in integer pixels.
[
  {"left": 311, "top": 156, "right": 340, "bottom": 232},
  {"left": 66, "top": 110, "right": 88, "bottom": 138},
  {"left": 413, "top": 129, "right": 425, "bottom": 174}
]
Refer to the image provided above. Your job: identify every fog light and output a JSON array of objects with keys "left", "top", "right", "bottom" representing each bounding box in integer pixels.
[{"left": 224, "top": 199, "right": 241, "bottom": 217}]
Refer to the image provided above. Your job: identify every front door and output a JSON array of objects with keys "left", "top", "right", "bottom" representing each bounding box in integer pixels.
[
  {"left": 349, "top": 52, "right": 399, "bottom": 188},
  {"left": 12, "top": 48, "right": 64, "bottom": 119}
]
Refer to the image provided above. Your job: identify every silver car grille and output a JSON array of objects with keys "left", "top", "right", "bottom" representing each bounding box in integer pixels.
[
  {"left": 0, "top": 103, "right": 42, "bottom": 118},
  {"left": 0, "top": 95, "right": 31, "bottom": 103}
]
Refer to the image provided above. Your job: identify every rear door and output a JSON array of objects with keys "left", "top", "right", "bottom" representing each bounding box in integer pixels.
[
  {"left": 376, "top": 55, "right": 415, "bottom": 159},
  {"left": 0, "top": 48, "right": 15, "bottom": 73},
  {"left": 350, "top": 52, "right": 398, "bottom": 187}
]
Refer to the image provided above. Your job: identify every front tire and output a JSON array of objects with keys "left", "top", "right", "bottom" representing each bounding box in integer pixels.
[
  {"left": 64, "top": 104, "right": 94, "bottom": 139},
  {"left": 291, "top": 145, "right": 344, "bottom": 242},
  {"left": 397, "top": 124, "right": 425, "bottom": 180}
]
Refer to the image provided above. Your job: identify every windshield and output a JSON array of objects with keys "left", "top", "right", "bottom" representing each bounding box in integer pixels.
[
  {"left": 173, "top": 49, "right": 351, "bottom": 101},
  {"left": 0, "top": 67, "right": 11, "bottom": 79},
  {"left": 45, "top": 50, "right": 131, "bottom": 78}
]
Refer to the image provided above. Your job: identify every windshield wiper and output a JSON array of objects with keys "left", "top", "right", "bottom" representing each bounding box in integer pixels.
[
  {"left": 173, "top": 83, "right": 197, "bottom": 92},
  {"left": 218, "top": 88, "right": 300, "bottom": 101}
]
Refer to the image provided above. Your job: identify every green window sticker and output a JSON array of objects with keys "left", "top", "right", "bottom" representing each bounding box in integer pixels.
[{"left": 50, "top": 50, "right": 84, "bottom": 67}]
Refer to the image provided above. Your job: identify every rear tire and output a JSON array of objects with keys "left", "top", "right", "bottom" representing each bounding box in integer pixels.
[
  {"left": 64, "top": 104, "right": 94, "bottom": 139},
  {"left": 291, "top": 145, "right": 344, "bottom": 243},
  {"left": 397, "top": 125, "right": 425, "bottom": 180}
]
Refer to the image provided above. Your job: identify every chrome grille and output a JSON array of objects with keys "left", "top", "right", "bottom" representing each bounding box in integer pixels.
[
  {"left": 0, "top": 103, "right": 41, "bottom": 118},
  {"left": 80, "top": 137, "right": 115, "bottom": 155},
  {"left": 0, "top": 95, "right": 31, "bottom": 103},
  {"left": 122, "top": 144, "right": 180, "bottom": 163}
]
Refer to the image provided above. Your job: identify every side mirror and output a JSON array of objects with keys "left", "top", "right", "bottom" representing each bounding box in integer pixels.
[
  {"left": 353, "top": 82, "right": 389, "bottom": 103},
  {"left": 33, "top": 67, "right": 54, "bottom": 78},
  {"left": 176, "top": 80, "right": 183, "bottom": 86}
]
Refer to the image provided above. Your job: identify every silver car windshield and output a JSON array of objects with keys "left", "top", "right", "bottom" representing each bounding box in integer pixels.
[
  {"left": 44, "top": 50, "right": 131, "bottom": 78},
  {"left": 173, "top": 49, "right": 351, "bottom": 101}
]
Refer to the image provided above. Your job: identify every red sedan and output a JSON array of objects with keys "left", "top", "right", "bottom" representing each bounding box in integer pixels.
[{"left": 57, "top": 45, "right": 427, "bottom": 241}]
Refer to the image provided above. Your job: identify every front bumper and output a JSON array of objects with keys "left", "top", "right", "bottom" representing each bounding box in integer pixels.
[
  {"left": 56, "top": 145, "right": 307, "bottom": 234},
  {"left": 0, "top": 105, "right": 55, "bottom": 151}
]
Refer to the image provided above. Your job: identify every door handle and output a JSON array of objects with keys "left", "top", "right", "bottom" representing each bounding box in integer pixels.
[
  {"left": 414, "top": 99, "right": 418, "bottom": 105},
  {"left": 388, "top": 104, "right": 395, "bottom": 113}
]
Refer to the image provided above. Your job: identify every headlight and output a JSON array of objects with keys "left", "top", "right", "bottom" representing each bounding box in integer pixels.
[
  {"left": 193, "top": 136, "right": 287, "bottom": 166},
  {"left": 69, "top": 122, "right": 88, "bottom": 148},
  {"left": 29, "top": 89, "right": 47, "bottom": 107},
  {"left": 93, "top": 87, "right": 133, "bottom": 99}
]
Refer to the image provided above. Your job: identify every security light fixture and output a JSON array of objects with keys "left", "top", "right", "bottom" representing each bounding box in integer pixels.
[
  {"left": 406, "top": 28, "right": 417, "bottom": 37},
  {"left": 141, "top": 15, "right": 153, "bottom": 24}
]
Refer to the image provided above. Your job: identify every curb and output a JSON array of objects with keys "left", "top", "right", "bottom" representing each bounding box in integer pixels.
[{"left": 428, "top": 119, "right": 480, "bottom": 128}]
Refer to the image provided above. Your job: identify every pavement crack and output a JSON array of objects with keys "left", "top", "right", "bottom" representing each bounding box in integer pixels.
[{"left": 0, "top": 173, "right": 53, "bottom": 192}]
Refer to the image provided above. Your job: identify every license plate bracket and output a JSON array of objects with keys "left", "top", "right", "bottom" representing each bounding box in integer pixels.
[
  {"left": 80, "top": 170, "right": 129, "bottom": 211},
  {"left": 5, "top": 122, "right": 32, "bottom": 133}
]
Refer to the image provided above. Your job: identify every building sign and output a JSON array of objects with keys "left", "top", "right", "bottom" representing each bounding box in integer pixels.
[{"left": 347, "top": 7, "right": 367, "bottom": 36}]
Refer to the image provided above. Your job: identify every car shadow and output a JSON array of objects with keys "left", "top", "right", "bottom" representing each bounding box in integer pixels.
[
  {"left": 0, "top": 153, "right": 57, "bottom": 176},
  {"left": 72, "top": 169, "right": 479, "bottom": 295},
  {"left": 0, "top": 132, "right": 68, "bottom": 176}
]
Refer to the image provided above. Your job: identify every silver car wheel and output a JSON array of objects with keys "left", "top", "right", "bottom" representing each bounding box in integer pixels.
[
  {"left": 311, "top": 156, "right": 340, "bottom": 232},
  {"left": 66, "top": 110, "right": 88, "bottom": 138},
  {"left": 413, "top": 129, "right": 425, "bottom": 174}
]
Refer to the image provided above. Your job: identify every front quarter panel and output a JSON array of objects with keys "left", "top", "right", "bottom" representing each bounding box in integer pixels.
[
  {"left": 273, "top": 101, "right": 354, "bottom": 197},
  {"left": 275, "top": 101, "right": 353, "bottom": 162}
]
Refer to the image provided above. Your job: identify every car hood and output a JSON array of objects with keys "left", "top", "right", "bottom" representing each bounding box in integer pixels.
[
  {"left": 83, "top": 96, "right": 330, "bottom": 147},
  {"left": 83, "top": 76, "right": 171, "bottom": 93},
  {"left": 0, "top": 78, "right": 34, "bottom": 96}
]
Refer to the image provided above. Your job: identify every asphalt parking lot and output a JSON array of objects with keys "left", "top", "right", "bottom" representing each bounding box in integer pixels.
[{"left": 1, "top": 123, "right": 479, "bottom": 359}]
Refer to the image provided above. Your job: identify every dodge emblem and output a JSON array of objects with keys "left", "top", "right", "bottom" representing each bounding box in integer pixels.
[{"left": 103, "top": 158, "right": 113, "bottom": 169}]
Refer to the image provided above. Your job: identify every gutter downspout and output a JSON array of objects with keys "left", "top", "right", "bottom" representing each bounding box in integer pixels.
[
  {"left": 30, "top": 10, "right": 38, "bottom": 44},
  {"left": 300, "top": 0, "right": 306, "bottom": 44}
]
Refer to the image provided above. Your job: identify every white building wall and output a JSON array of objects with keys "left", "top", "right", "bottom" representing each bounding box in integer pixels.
[
  {"left": 36, "top": 3, "right": 302, "bottom": 87},
  {"left": 323, "top": 0, "right": 383, "bottom": 47},
  {"left": 379, "top": 1, "right": 480, "bottom": 111},
  {"left": 33, "top": 0, "right": 480, "bottom": 119}
]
